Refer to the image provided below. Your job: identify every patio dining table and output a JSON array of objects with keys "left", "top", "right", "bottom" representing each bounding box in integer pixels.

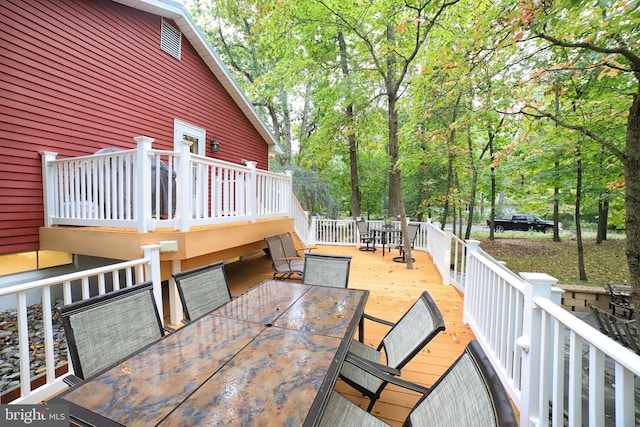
[
  {"left": 373, "top": 227, "right": 401, "bottom": 256},
  {"left": 52, "top": 280, "right": 369, "bottom": 426}
]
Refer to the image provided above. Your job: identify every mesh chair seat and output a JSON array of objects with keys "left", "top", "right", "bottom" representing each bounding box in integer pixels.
[
  {"left": 172, "top": 261, "right": 231, "bottom": 322},
  {"left": 408, "top": 351, "right": 496, "bottom": 426},
  {"left": 324, "top": 340, "right": 517, "bottom": 427},
  {"left": 302, "top": 253, "right": 352, "bottom": 288},
  {"left": 273, "top": 258, "right": 305, "bottom": 274},
  {"left": 339, "top": 290, "right": 445, "bottom": 411},
  {"left": 319, "top": 391, "right": 389, "bottom": 427},
  {"left": 57, "top": 282, "right": 165, "bottom": 380},
  {"left": 340, "top": 339, "right": 382, "bottom": 395}
]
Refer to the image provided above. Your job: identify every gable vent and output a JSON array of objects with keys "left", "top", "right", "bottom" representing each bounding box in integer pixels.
[{"left": 161, "top": 18, "right": 181, "bottom": 60}]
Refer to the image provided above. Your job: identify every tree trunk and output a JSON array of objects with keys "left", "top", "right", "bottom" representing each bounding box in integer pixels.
[
  {"left": 398, "top": 176, "right": 413, "bottom": 269},
  {"left": 624, "top": 91, "right": 640, "bottom": 323},
  {"left": 298, "top": 81, "right": 313, "bottom": 156},
  {"left": 440, "top": 152, "right": 453, "bottom": 229},
  {"left": 575, "top": 139, "right": 587, "bottom": 280},
  {"left": 387, "top": 95, "right": 400, "bottom": 218},
  {"left": 553, "top": 84, "right": 561, "bottom": 242},
  {"left": 596, "top": 197, "right": 609, "bottom": 244},
  {"left": 553, "top": 181, "right": 561, "bottom": 242},
  {"left": 450, "top": 200, "right": 456, "bottom": 234},
  {"left": 489, "top": 139, "right": 496, "bottom": 241},
  {"left": 465, "top": 122, "right": 477, "bottom": 240},
  {"left": 279, "top": 88, "right": 292, "bottom": 167},
  {"left": 386, "top": 24, "right": 400, "bottom": 219},
  {"left": 337, "top": 31, "right": 361, "bottom": 219}
]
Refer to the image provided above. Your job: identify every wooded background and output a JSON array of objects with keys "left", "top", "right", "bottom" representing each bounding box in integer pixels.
[{"left": 185, "top": 0, "right": 640, "bottom": 308}]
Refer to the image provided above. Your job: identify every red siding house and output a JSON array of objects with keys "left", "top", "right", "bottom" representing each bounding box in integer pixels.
[{"left": 0, "top": 0, "right": 297, "bottom": 280}]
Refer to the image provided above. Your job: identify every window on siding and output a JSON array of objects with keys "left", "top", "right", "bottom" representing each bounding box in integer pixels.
[{"left": 161, "top": 18, "right": 181, "bottom": 60}]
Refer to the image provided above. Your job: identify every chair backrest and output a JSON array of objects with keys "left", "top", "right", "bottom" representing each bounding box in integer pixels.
[
  {"left": 355, "top": 219, "right": 370, "bottom": 237},
  {"left": 588, "top": 303, "right": 640, "bottom": 353},
  {"left": 266, "top": 234, "right": 287, "bottom": 261},
  {"left": 278, "top": 232, "right": 301, "bottom": 258},
  {"left": 407, "top": 223, "right": 420, "bottom": 245},
  {"left": 381, "top": 291, "right": 446, "bottom": 369},
  {"left": 57, "top": 282, "right": 165, "bottom": 380},
  {"left": 302, "top": 253, "right": 352, "bottom": 288},
  {"left": 172, "top": 261, "right": 231, "bottom": 321},
  {"left": 406, "top": 340, "right": 518, "bottom": 427}
]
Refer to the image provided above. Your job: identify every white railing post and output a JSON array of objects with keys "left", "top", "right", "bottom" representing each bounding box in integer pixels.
[
  {"left": 40, "top": 151, "right": 58, "bottom": 227},
  {"left": 17, "top": 292, "right": 30, "bottom": 398},
  {"left": 134, "top": 137, "right": 154, "bottom": 232},
  {"left": 462, "top": 240, "right": 481, "bottom": 324},
  {"left": 141, "top": 244, "right": 163, "bottom": 324},
  {"left": 442, "top": 228, "right": 452, "bottom": 285},
  {"left": 309, "top": 216, "right": 317, "bottom": 245},
  {"left": 517, "top": 272, "right": 558, "bottom": 427},
  {"left": 246, "top": 161, "right": 257, "bottom": 223},
  {"left": 425, "top": 219, "right": 434, "bottom": 255},
  {"left": 176, "top": 140, "right": 193, "bottom": 231},
  {"left": 285, "top": 170, "right": 293, "bottom": 217}
]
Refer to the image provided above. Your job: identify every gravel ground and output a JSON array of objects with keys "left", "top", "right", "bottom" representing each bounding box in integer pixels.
[{"left": 0, "top": 303, "right": 68, "bottom": 395}]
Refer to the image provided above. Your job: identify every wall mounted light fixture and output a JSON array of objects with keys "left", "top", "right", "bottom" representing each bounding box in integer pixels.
[{"left": 210, "top": 138, "right": 220, "bottom": 153}]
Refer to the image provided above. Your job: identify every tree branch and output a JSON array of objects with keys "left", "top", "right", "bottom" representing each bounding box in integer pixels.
[
  {"left": 513, "top": 105, "right": 626, "bottom": 162},
  {"left": 536, "top": 33, "right": 640, "bottom": 74}
]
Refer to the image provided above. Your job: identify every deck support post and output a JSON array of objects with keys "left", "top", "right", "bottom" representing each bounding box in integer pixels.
[{"left": 168, "top": 260, "right": 184, "bottom": 325}]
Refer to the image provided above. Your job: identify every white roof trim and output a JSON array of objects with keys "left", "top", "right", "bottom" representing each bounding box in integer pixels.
[{"left": 112, "top": 0, "right": 283, "bottom": 154}]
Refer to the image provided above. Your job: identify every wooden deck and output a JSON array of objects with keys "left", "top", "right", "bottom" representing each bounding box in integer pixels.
[{"left": 223, "top": 245, "right": 475, "bottom": 426}]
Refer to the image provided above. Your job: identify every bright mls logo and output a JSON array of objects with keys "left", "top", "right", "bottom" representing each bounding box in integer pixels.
[{"left": 1, "top": 404, "right": 68, "bottom": 426}]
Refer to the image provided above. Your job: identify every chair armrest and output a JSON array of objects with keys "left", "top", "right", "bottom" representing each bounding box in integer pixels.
[
  {"left": 344, "top": 352, "right": 430, "bottom": 395},
  {"left": 359, "top": 312, "right": 395, "bottom": 343},
  {"left": 346, "top": 351, "right": 401, "bottom": 376},
  {"left": 362, "top": 312, "right": 395, "bottom": 327},
  {"left": 63, "top": 374, "right": 83, "bottom": 387}
]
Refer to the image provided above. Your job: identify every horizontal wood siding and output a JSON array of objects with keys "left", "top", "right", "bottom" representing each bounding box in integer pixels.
[{"left": 0, "top": 0, "right": 270, "bottom": 254}]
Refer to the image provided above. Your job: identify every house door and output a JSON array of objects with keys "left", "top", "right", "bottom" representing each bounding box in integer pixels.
[
  {"left": 174, "top": 120, "right": 206, "bottom": 214},
  {"left": 174, "top": 119, "right": 205, "bottom": 156}
]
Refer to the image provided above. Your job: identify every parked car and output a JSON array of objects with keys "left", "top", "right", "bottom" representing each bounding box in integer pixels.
[{"left": 487, "top": 214, "right": 555, "bottom": 233}]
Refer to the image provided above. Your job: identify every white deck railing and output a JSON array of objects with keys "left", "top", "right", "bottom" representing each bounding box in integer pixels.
[
  {"left": 311, "top": 218, "right": 430, "bottom": 250},
  {"left": 425, "top": 222, "right": 452, "bottom": 285},
  {"left": 292, "top": 197, "right": 311, "bottom": 245},
  {"left": 41, "top": 137, "right": 293, "bottom": 232},
  {"left": 461, "top": 240, "right": 640, "bottom": 427},
  {"left": 0, "top": 245, "right": 162, "bottom": 404}
]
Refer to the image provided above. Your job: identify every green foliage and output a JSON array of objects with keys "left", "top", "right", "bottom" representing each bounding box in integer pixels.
[
  {"left": 290, "top": 166, "right": 339, "bottom": 217},
  {"left": 185, "top": 0, "right": 633, "bottom": 232}
]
